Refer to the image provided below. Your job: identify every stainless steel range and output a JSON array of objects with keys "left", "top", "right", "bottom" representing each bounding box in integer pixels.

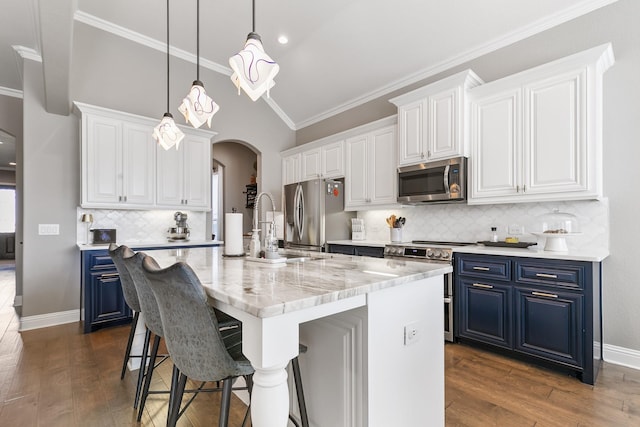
[{"left": 384, "top": 240, "right": 476, "bottom": 342}]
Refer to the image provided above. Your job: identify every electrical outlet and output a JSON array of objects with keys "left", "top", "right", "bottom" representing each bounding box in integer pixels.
[
  {"left": 404, "top": 322, "right": 420, "bottom": 346},
  {"left": 508, "top": 224, "right": 524, "bottom": 235}
]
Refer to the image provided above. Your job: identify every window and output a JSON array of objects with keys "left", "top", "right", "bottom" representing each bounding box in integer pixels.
[{"left": 0, "top": 188, "right": 15, "bottom": 232}]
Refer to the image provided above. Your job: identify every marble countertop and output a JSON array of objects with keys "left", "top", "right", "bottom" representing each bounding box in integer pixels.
[
  {"left": 77, "top": 239, "right": 223, "bottom": 251},
  {"left": 147, "top": 246, "right": 451, "bottom": 318},
  {"left": 453, "top": 244, "right": 608, "bottom": 262},
  {"left": 327, "top": 239, "right": 390, "bottom": 247},
  {"left": 327, "top": 239, "right": 608, "bottom": 262}
]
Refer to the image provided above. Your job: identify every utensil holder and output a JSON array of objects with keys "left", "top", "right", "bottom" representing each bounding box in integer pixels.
[{"left": 390, "top": 228, "right": 402, "bottom": 242}]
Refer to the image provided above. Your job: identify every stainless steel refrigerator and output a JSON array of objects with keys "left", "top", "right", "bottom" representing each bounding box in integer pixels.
[{"left": 284, "top": 178, "right": 355, "bottom": 251}]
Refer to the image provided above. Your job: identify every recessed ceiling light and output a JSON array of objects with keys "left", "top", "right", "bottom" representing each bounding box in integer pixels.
[{"left": 278, "top": 35, "right": 289, "bottom": 45}]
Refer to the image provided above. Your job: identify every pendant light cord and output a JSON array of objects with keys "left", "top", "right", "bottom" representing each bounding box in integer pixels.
[
  {"left": 196, "top": 0, "right": 200, "bottom": 81},
  {"left": 166, "top": 0, "right": 170, "bottom": 112},
  {"left": 252, "top": 0, "right": 255, "bottom": 32}
]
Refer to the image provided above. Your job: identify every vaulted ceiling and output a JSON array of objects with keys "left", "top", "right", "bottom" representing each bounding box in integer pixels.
[{"left": 0, "top": 0, "right": 619, "bottom": 132}]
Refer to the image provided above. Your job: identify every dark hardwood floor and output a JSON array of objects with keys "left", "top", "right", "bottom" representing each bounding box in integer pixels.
[{"left": 1, "top": 267, "right": 639, "bottom": 426}]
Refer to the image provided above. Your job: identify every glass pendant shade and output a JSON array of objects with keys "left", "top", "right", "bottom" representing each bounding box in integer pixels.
[
  {"left": 229, "top": 33, "right": 279, "bottom": 101},
  {"left": 178, "top": 81, "right": 220, "bottom": 128},
  {"left": 153, "top": 113, "right": 185, "bottom": 150}
]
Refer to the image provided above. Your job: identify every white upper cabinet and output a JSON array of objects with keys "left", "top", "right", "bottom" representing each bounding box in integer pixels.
[
  {"left": 282, "top": 153, "right": 301, "bottom": 185},
  {"left": 469, "top": 44, "right": 614, "bottom": 204},
  {"left": 80, "top": 109, "right": 155, "bottom": 208},
  {"left": 156, "top": 133, "right": 211, "bottom": 210},
  {"left": 282, "top": 139, "right": 345, "bottom": 184},
  {"left": 391, "top": 70, "right": 483, "bottom": 166},
  {"left": 345, "top": 120, "right": 398, "bottom": 210},
  {"left": 76, "top": 102, "right": 214, "bottom": 211}
]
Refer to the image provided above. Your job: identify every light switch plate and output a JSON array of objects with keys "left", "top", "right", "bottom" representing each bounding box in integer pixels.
[
  {"left": 508, "top": 224, "right": 524, "bottom": 235},
  {"left": 38, "top": 224, "right": 60, "bottom": 235}
]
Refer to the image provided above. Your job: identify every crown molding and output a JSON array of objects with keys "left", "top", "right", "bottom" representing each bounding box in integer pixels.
[
  {"left": 0, "top": 86, "right": 23, "bottom": 99},
  {"left": 294, "top": 0, "right": 620, "bottom": 129},
  {"left": 73, "top": 10, "right": 232, "bottom": 76},
  {"left": 263, "top": 96, "right": 296, "bottom": 130},
  {"left": 12, "top": 45, "right": 41, "bottom": 62}
]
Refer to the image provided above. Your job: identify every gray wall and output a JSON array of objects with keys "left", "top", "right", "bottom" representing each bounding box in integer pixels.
[
  {"left": 22, "top": 58, "right": 79, "bottom": 316},
  {"left": 212, "top": 142, "right": 257, "bottom": 233},
  {"left": 11, "top": 19, "right": 295, "bottom": 320},
  {"left": 296, "top": 0, "right": 640, "bottom": 352}
]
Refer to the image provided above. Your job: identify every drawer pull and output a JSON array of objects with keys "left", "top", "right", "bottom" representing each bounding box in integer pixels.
[
  {"left": 472, "top": 266, "right": 490, "bottom": 271},
  {"left": 100, "top": 272, "right": 119, "bottom": 279},
  {"left": 535, "top": 273, "right": 558, "bottom": 279},
  {"left": 472, "top": 283, "right": 494, "bottom": 289},
  {"left": 532, "top": 291, "right": 558, "bottom": 299}
]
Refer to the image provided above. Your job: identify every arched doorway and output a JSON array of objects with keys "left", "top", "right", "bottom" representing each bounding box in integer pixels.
[{"left": 209, "top": 140, "right": 259, "bottom": 241}]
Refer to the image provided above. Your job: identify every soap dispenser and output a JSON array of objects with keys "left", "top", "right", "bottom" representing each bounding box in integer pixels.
[{"left": 249, "top": 229, "right": 261, "bottom": 258}]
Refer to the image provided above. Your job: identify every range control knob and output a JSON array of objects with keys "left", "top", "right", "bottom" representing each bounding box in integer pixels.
[
  {"left": 441, "top": 251, "right": 450, "bottom": 260},
  {"left": 433, "top": 250, "right": 442, "bottom": 258},
  {"left": 426, "top": 248, "right": 434, "bottom": 258}
]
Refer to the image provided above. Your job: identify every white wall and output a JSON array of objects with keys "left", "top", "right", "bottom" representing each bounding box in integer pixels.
[{"left": 299, "top": 0, "right": 640, "bottom": 353}]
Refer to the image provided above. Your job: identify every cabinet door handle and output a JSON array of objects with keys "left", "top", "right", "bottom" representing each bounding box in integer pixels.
[
  {"left": 472, "top": 283, "right": 493, "bottom": 289},
  {"left": 118, "top": 196, "right": 122, "bottom": 202},
  {"left": 532, "top": 291, "right": 558, "bottom": 299},
  {"left": 516, "top": 185, "right": 520, "bottom": 193},
  {"left": 523, "top": 185, "right": 527, "bottom": 193},
  {"left": 472, "top": 266, "right": 490, "bottom": 271},
  {"left": 100, "top": 272, "right": 119, "bottom": 279},
  {"left": 535, "top": 273, "right": 558, "bottom": 279}
]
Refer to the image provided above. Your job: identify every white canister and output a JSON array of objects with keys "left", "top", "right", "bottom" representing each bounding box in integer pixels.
[{"left": 390, "top": 228, "right": 402, "bottom": 242}]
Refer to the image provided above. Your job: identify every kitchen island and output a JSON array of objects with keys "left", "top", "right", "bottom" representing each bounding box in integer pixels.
[{"left": 149, "top": 246, "right": 449, "bottom": 427}]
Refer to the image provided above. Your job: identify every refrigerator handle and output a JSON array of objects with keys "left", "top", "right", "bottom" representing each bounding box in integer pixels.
[{"left": 297, "top": 184, "right": 305, "bottom": 240}]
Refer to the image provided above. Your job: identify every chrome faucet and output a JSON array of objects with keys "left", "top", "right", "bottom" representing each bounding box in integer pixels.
[{"left": 251, "top": 192, "right": 278, "bottom": 258}]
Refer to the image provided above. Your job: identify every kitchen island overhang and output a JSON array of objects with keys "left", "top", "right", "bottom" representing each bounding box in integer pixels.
[{"left": 150, "top": 247, "right": 448, "bottom": 427}]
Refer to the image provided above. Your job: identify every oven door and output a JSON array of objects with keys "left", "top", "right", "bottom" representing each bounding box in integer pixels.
[{"left": 444, "top": 271, "right": 454, "bottom": 342}]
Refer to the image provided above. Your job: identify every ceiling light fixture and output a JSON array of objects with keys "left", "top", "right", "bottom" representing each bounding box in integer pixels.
[
  {"left": 178, "top": 0, "right": 219, "bottom": 128},
  {"left": 278, "top": 35, "right": 288, "bottom": 45},
  {"left": 153, "top": 0, "right": 185, "bottom": 150},
  {"left": 229, "top": 0, "right": 280, "bottom": 101}
]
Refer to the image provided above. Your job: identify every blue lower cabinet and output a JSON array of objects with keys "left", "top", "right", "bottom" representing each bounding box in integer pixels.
[
  {"left": 454, "top": 253, "right": 600, "bottom": 384},
  {"left": 514, "top": 287, "right": 583, "bottom": 368},
  {"left": 458, "top": 279, "right": 512, "bottom": 349},
  {"left": 82, "top": 250, "right": 132, "bottom": 333}
]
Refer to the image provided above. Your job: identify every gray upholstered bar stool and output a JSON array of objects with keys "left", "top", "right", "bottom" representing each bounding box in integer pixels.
[
  {"left": 121, "top": 247, "right": 243, "bottom": 422},
  {"left": 142, "top": 256, "right": 310, "bottom": 427},
  {"left": 108, "top": 243, "right": 149, "bottom": 409}
]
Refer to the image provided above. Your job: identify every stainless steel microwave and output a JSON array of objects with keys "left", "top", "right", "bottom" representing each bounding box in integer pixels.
[{"left": 397, "top": 157, "right": 467, "bottom": 204}]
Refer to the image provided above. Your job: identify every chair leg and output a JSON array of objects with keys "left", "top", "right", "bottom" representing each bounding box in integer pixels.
[
  {"left": 121, "top": 311, "right": 140, "bottom": 380},
  {"left": 134, "top": 327, "right": 151, "bottom": 409},
  {"left": 292, "top": 357, "right": 309, "bottom": 427},
  {"left": 168, "top": 372, "right": 187, "bottom": 427},
  {"left": 219, "top": 378, "right": 235, "bottom": 427},
  {"left": 137, "top": 334, "right": 161, "bottom": 422},
  {"left": 167, "top": 365, "right": 180, "bottom": 422}
]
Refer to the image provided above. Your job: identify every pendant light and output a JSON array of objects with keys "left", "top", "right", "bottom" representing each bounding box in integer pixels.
[
  {"left": 229, "top": 0, "right": 279, "bottom": 101},
  {"left": 153, "top": 0, "right": 185, "bottom": 150},
  {"left": 178, "top": 0, "right": 220, "bottom": 128}
]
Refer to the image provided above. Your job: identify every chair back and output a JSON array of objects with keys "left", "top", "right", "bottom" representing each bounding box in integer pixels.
[
  {"left": 141, "top": 256, "right": 252, "bottom": 382},
  {"left": 109, "top": 244, "right": 141, "bottom": 312},
  {"left": 122, "top": 252, "right": 164, "bottom": 337}
]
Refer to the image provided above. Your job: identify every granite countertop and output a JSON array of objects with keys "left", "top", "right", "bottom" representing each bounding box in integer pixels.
[
  {"left": 148, "top": 246, "right": 451, "bottom": 318},
  {"left": 77, "top": 239, "right": 223, "bottom": 251}
]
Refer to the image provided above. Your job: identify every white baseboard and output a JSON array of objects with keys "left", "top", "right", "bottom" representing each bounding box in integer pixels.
[
  {"left": 19, "top": 309, "right": 80, "bottom": 331},
  {"left": 603, "top": 343, "right": 640, "bottom": 371}
]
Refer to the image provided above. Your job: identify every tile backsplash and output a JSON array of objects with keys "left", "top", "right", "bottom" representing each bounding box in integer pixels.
[
  {"left": 76, "top": 208, "right": 207, "bottom": 244},
  {"left": 358, "top": 199, "right": 609, "bottom": 252}
]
